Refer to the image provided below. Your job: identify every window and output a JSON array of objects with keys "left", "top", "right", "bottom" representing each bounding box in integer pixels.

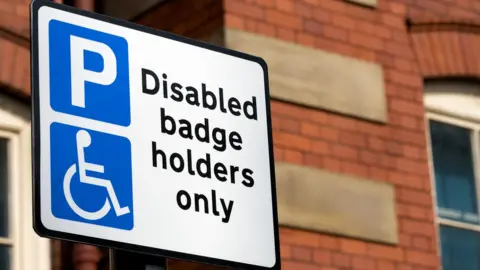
[
  {"left": 425, "top": 80, "right": 480, "bottom": 270},
  {"left": 0, "top": 137, "right": 11, "bottom": 269},
  {"left": 0, "top": 92, "right": 50, "bottom": 270}
]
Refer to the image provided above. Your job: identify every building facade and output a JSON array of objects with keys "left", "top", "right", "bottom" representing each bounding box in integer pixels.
[{"left": 1, "top": 0, "right": 480, "bottom": 269}]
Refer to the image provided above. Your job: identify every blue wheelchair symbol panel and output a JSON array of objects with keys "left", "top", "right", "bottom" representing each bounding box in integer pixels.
[
  {"left": 50, "top": 122, "right": 134, "bottom": 230},
  {"left": 49, "top": 19, "right": 131, "bottom": 127}
]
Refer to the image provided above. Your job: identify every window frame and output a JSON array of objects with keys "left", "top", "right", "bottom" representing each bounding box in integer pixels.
[
  {"left": 425, "top": 111, "right": 480, "bottom": 270},
  {"left": 0, "top": 130, "right": 21, "bottom": 270},
  {"left": 0, "top": 92, "right": 51, "bottom": 270},
  {"left": 426, "top": 112, "right": 480, "bottom": 231}
]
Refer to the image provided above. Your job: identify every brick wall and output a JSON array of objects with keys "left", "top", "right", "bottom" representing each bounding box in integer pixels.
[
  {"left": 1, "top": 0, "right": 479, "bottom": 269},
  {"left": 221, "top": 0, "right": 480, "bottom": 270},
  {"left": 133, "top": 0, "right": 224, "bottom": 41},
  {"left": 0, "top": 0, "right": 30, "bottom": 38}
]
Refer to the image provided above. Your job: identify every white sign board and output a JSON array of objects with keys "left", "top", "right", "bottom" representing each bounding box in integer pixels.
[{"left": 30, "top": 1, "right": 280, "bottom": 269}]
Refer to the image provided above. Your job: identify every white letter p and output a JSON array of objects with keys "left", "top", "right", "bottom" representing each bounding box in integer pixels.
[{"left": 70, "top": 36, "right": 117, "bottom": 108}]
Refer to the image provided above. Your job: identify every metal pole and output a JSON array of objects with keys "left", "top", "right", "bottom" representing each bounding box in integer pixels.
[{"left": 109, "top": 249, "right": 168, "bottom": 270}]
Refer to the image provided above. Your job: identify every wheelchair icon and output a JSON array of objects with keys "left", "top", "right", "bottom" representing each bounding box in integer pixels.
[{"left": 63, "top": 129, "right": 130, "bottom": 221}]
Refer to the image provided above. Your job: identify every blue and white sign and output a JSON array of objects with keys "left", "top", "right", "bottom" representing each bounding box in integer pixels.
[{"left": 31, "top": 1, "right": 280, "bottom": 270}]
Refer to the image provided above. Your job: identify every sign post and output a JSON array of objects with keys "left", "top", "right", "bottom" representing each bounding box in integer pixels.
[
  {"left": 30, "top": 0, "right": 280, "bottom": 269},
  {"left": 109, "top": 249, "right": 167, "bottom": 270}
]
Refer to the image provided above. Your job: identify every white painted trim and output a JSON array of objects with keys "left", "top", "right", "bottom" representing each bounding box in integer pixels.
[
  {"left": 0, "top": 238, "right": 13, "bottom": 246},
  {"left": 0, "top": 93, "right": 50, "bottom": 270},
  {"left": 425, "top": 81, "right": 480, "bottom": 270}
]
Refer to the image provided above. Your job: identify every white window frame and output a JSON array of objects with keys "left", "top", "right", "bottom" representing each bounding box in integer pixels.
[
  {"left": 0, "top": 92, "right": 50, "bottom": 270},
  {"left": 424, "top": 80, "right": 480, "bottom": 268},
  {"left": 426, "top": 112, "right": 480, "bottom": 232},
  {"left": 0, "top": 129, "right": 21, "bottom": 270}
]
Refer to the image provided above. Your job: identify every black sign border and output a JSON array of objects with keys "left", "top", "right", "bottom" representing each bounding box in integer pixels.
[{"left": 30, "top": 0, "right": 281, "bottom": 269}]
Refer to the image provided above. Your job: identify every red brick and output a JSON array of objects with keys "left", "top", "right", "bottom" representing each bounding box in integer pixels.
[
  {"left": 254, "top": 23, "right": 274, "bottom": 38},
  {"left": 294, "top": 1, "right": 313, "bottom": 18},
  {"left": 311, "top": 140, "right": 329, "bottom": 155},
  {"left": 282, "top": 261, "right": 318, "bottom": 270},
  {"left": 313, "top": 250, "right": 332, "bottom": 265},
  {"left": 332, "top": 253, "right": 350, "bottom": 268},
  {"left": 244, "top": 20, "right": 256, "bottom": 32},
  {"left": 367, "top": 244, "right": 404, "bottom": 261},
  {"left": 323, "top": 25, "right": 347, "bottom": 41},
  {"left": 302, "top": 0, "right": 320, "bottom": 6},
  {"left": 318, "top": 234, "right": 340, "bottom": 250},
  {"left": 341, "top": 161, "right": 369, "bottom": 177},
  {"left": 312, "top": 7, "right": 331, "bottom": 23},
  {"left": 318, "top": 0, "right": 346, "bottom": 13},
  {"left": 292, "top": 246, "right": 313, "bottom": 262},
  {"left": 224, "top": 13, "right": 244, "bottom": 29},
  {"left": 308, "top": 111, "right": 328, "bottom": 124},
  {"left": 349, "top": 32, "right": 384, "bottom": 51},
  {"left": 274, "top": 147, "right": 284, "bottom": 160},
  {"left": 388, "top": 171, "right": 424, "bottom": 189},
  {"left": 400, "top": 219, "right": 435, "bottom": 237},
  {"left": 276, "top": 0, "right": 295, "bottom": 13},
  {"left": 284, "top": 149, "right": 303, "bottom": 164},
  {"left": 399, "top": 232, "right": 412, "bottom": 247},
  {"left": 304, "top": 153, "right": 323, "bottom": 167},
  {"left": 340, "top": 132, "right": 367, "bottom": 147},
  {"left": 359, "top": 150, "right": 379, "bottom": 165},
  {"left": 0, "top": 40, "right": 14, "bottom": 84},
  {"left": 320, "top": 127, "right": 339, "bottom": 142},
  {"left": 390, "top": 99, "right": 424, "bottom": 116},
  {"left": 412, "top": 236, "right": 433, "bottom": 251},
  {"left": 331, "top": 14, "right": 355, "bottom": 30},
  {"left": 369, "top": 167, "right": 388, "bottom": 181},
  {"left": 386, "top": 70, "right": 423, "bottom": 88},
  {"left": 323, "top": 157, "right": 341, "bottom": 172},
  {"left": 368, "top": 137, "right": 385, "bottom": 152},
  {"left": 397, "top": 188, "right": 433, "bottom": 207},
  {"left": 271, "top": 101, "right": 308, "bottom": 118},
  {"left": 386, "top": 141, "right": 403, "bottom": 156},
  {"left": 280, "top": 228, "right": 320, "bottom": 248},
  {"left": 224, "top": 0, "right": 264, "bottom": 19},
  {"left": 394, "top": 58, "right": 415, "bottom": 72},
  {"left": 330, "top": 145, "right": 358, "bottom": 160},
  {"left": 356, "top": 21, "right": 392, "bottom": 39},
  {"left": 296, "top": 32, "right": 316, "bottom": 47},
  {"left": 256, "top": 0, "right": 275, "bottom": 8},
  {"left": 277, "top": 27, "right": 296, "bottom": 42},
  {"left": 327, "top": 115, "right": 357, "bottom": 130},
  {"left": 405, "top": 250, "right": 438, "bottom": 267},
  {"left": 385, "top": 41, "right": 416, "bottom": 59},
  {"left": 340, "top": 239, "right": 367, "bottom": 255},
  {"left": 280, "top": 244, "right": 292, "bottom": 259},
  {"left": 301, "top": 122, "right": 321, "bottom": 138},
  {"left": 274, "top": 132, "right": 311, "bottom": 151},
  {"left": 304, "top": 20, "right": 323, "bottom": 35},
  {"left": 345, "top": 2, "right": 378, "bottom": 21},
  {"left": 388, "top": 2, "right": 407, "bottom": 15},
  {"left": 377, "top": 260, "right": 396, "bottom": 270},
  {"left": 380, "top": 12, "right": 405, "bottom": 29},
  {"left": 279, "top": 118, "right": 301, "bottom": 133},
  {"left": 266, "top": 9, "right": 303, "bottom": 30},
  {"left": 352, "top": 256, "right": 375, "bottom": 270}
]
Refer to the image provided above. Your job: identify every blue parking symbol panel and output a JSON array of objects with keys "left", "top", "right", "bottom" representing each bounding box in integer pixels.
[
  {"left": 50, "top": 122, "right": 134, "bottom": 230},
  {"left": 49, "top": 19, "right": 131, "bottom": 127}
]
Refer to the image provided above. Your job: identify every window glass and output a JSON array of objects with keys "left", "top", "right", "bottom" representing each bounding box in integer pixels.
[
  {"left": 0, "top": 138, "right": 8, "bottom": 237},
  {"left": 440, "top": 225, "right": 480, "bottom": 270},
  {"left": 429, "top": 120, "right": 479, "bottom": 224},
  {"left": 0, "top": 245, "right": 9, "bottom": 270}
]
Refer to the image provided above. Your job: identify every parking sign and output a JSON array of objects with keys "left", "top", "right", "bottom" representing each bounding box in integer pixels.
[{"left": 30, "top": 0, "right": 280, "bottom": 269}]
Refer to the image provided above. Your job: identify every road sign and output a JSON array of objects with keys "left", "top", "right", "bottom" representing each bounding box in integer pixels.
[{"left": 30, "top": 0, "right": 280, "bottom": 269}]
